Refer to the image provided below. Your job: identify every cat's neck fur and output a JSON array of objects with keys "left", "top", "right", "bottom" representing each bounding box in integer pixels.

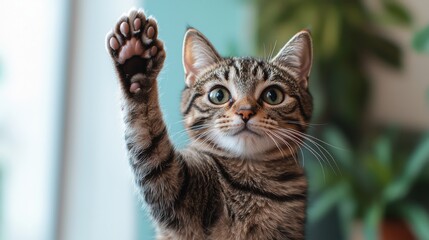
[{"left": 188, "top": 141, "right": 302, "bottom": 185}]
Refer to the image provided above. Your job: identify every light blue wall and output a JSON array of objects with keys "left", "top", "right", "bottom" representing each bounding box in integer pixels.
[{"left": 137, "top": 0, "right": 255, "bottom": 238}]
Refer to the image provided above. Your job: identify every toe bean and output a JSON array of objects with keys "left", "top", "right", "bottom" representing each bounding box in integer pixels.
[
  {"left": 110, "top": 37, "right": 119, "bottom": 50},
  {"left": 120, "top": 22, "right": 129, "bottom": 37}
]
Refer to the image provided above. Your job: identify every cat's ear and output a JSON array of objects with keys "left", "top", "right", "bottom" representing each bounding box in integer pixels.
[
  {"left": 182, "top": 28, "right": 221, "bottom": 87},
  {"left": 271, "top": 30, "right": 313, "bottom": 89}
]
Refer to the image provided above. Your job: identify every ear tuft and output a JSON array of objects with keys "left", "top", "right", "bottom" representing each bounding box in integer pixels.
[
  {"left": 271, "top": 30, "right": 313, "bottom": 89},
  {"left": 182, "top": 29, "right": 221, "bottom": 87}
]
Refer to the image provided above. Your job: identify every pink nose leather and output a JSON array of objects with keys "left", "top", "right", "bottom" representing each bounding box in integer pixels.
[{"left": 236, "top": 109, "right": 255, "bottom": 122}]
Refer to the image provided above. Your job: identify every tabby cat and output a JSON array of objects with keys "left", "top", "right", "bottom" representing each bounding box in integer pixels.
[{"left": 106, "top": 9, "right": 313, "bottom": 240}]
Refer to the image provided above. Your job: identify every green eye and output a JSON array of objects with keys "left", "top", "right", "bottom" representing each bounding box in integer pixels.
[
  {"left": 262, "top": 87, "right": 284, "bottom": 105},
  {"left": 209, "top": 86, "right": 231, "bottom": 105}
]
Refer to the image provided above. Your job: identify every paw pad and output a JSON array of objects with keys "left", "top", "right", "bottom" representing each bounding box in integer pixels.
[
  {"left": 107, "top": 10, "right": 162, "bottom": 65},
  {"left": 107, "top": 10, "right": 165, "bottom": 96}
]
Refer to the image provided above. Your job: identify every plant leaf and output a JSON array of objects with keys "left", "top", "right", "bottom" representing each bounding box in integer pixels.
[
  {"left": 323, "top": 126, "right": 353, "bottom": 170},
  {"left": 383, "top": 134, "right": 429, "bottom": 201},
  {"left": 363, "top": 202, "right": 383, "bottom": 240},
  {"left": 413, "top": 25, "right": 429, "bottom": 53},
  {"left": 338, "top": 195, "right": 357, "bottom": 239},
  {"left": 374, "top": 134, "right": 392, "bottom": 167},
  {"left": 383, "top": 1, "right": 412, "bottom": 26},
  {"left": 405, "top": 133, "right": 429, "bottom": 177},
  {"left": 399, "top": 203, "right": 429, "bottom": 240},
  {"left": 364, "top": 31, "right": 402, "bottom": 68},
  {"left": 308, "top": 182, "right": 347, "bottom": 223}
]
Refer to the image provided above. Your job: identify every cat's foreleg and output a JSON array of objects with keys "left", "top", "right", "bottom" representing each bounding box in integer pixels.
[{"left": 106, "top": 9, "right": 186, "bottom": 218}]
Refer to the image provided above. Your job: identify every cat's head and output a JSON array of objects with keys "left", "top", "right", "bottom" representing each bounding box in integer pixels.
[{"left": 181, "top": 28, "right": 313, "bottom": 158}]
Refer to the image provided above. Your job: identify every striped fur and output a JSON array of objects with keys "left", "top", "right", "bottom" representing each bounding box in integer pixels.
[{"left": 107, "top": 9, "right": 313, "bottom": 240}]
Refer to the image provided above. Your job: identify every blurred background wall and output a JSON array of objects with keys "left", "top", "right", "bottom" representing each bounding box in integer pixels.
[
  {"left": 0, "top": 0, "right": 428, "bottom": 240},
  {"left": 57, "top": 0, "right": 137, "bottom": 240},
  {"left": 0, "top": 0, "right": 68, "bottom": 239}
]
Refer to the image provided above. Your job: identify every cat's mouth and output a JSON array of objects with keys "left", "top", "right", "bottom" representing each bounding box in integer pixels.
[{"left": 232, "top": 125, "right": 260, "bottom": 136}]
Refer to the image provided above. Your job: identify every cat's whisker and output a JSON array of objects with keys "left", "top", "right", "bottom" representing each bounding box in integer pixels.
[
  {"left": 274, "top": 130, "right": 327, "bottom": 180},
  {"left": 281, "top": 129, "right": 341, "bottom": 175},
  {"left": 286, "top": 127, "right": 346, "bottom": 151},
  {"left": 264, "top": 128, "right": 299, "bottom": 166},
  {"left": 192, "top": 128, "right": 218, "bottom": 147},
  {"left": 268, "top": 40, "right": 277, "bottom": 60},
  {"left": 277, "top": 130, "right": 329, "bottom": 167},
  {"left": 215, "top": 123, "right": 238, "bottom": 129},
  {"left": 250, "top": 123, "right": 305, "bottom": 166},
  {"left": 171, "top": 119, "right": 188, "bottom": 125},
  {"left": 285, "top": 128, "right": 341, "bottom": 174},
  {"left": 272, "top": 130, "right": 303, "bottom": 166},
  {"left": 263, "top": 43, "right": 267, "bottom": 60},
  {"left": 170, "top": 124, "right": 212, "bottom": 139},
  {"left": 170, "top": 128, "right": 189, "bottom": 138},
  {"left": 192, "top": 128, "right": 213, "bottom": 140},
  {"left": 171, "top": 124, "right": 218, "bottom": 145},
  {"left": 277, "top": 119, "right": 328, "bottom": 127},
  {"left": 263, "top": 130, "right": 286, "bottom": 159},
  {"left": 203, "top": 132, "right": 224, "bottom": 153}
]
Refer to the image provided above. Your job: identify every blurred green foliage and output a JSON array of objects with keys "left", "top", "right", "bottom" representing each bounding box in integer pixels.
[
  {"left": 307, "top": 129, "right": 429, "bottom": 239},
  {"left": 413, "top": 25, "right": 429, "bottom": 53}
]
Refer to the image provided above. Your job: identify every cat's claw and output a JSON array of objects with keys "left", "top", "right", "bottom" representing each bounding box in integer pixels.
[{"left": 107, "top": 9, "right": 165, "bottom": 95}]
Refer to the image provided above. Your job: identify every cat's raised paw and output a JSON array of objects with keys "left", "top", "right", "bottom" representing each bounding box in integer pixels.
[{"left": 106, "top": 9, "right": 165, "bottom": 95}]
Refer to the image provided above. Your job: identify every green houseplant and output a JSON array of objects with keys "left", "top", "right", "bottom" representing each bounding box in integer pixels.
[
  {"left": 305, "top": 22, "right": 429, "bottom": 238},
  {"left": 413, "top": 24, "right": 429, "bottom": 53},
  {"left": 307, "top": 128, "right": 429, "bottom": 239}
]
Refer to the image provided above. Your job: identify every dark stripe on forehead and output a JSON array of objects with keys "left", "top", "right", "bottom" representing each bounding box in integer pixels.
[
  {"left": 250, "top": 60, "right": 260, "bottom": 77},
  {"left": 223, "top": 68, "right": 229, "bottom": 81},
  {"left": 252, "top": 65, "right": 258, "bottom": 77},
  {"left": 252, "top": 60, "right": 270, "bottom": 81},
  {"left": 231, "top": 60, "right": 240, "bottom": 77},
  {"left": 262, "top": 68, "right": 269, "bottom": 81},
  {"left": 195, "top": 72, "right": 223, "bottom": 87}
]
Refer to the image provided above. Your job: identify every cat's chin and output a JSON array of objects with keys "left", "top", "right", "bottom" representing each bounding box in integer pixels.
[{"left": 215, "top": 133, "right": 274, "bottom": 158}]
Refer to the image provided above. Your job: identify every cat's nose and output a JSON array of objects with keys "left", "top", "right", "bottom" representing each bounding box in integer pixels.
[{"left": 236, "top": 108, "right": 255, "bottom": 123}]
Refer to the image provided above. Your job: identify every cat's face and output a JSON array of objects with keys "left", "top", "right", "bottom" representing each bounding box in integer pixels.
[{"left": 181, "top": 29, "right": 313, "bottom": 158}]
